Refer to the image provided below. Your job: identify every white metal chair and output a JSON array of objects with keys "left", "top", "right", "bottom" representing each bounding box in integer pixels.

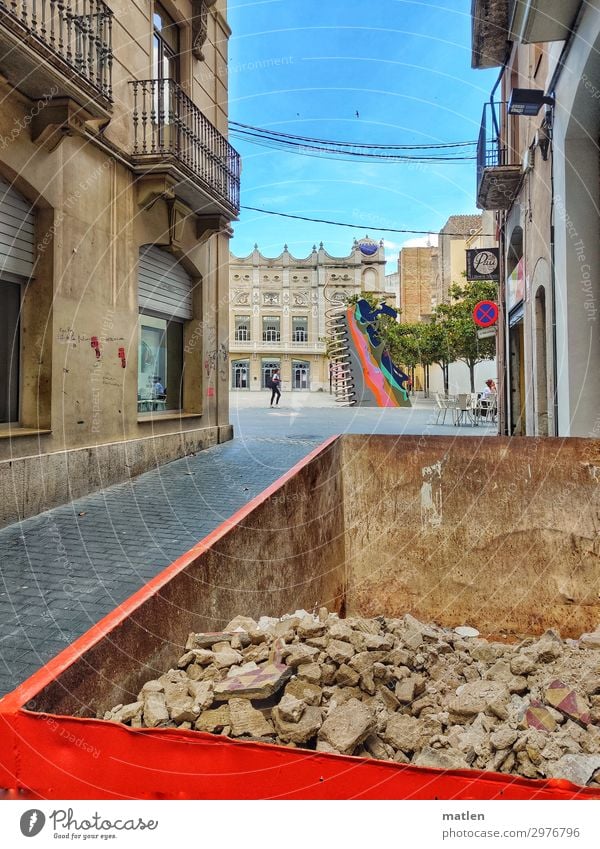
[{"left": 453, "top": 393, "right": 475, "bottom": 426}]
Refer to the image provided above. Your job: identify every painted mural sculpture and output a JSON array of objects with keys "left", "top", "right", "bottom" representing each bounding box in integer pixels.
[{"left": 344, "top": 299, "right": 411, "bottom": 407}]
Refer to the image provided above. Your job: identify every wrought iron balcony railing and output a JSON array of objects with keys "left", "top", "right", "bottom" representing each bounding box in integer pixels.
[
  {"left": 130, "top": 78, "right": 241, "bottom": 216},
  {"left": 476, "top": 100, "right": 521, "bottom": 210},
  {"left": 0, "top": 0, "right": 113, "bottom": 100}
]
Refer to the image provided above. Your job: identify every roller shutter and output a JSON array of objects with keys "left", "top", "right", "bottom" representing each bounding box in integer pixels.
[
  {"left": 138, "top": 245, "right": 193, "bottom": 320},
  {"left": 0, "top": 176, "right": 35, "bottom": 279}
]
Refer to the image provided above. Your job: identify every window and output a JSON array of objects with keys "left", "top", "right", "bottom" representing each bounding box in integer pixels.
[
  {"left": 153, "top": 3, "right": 180, "bottom": 82},
  {"left": 292, "top": 316, "right": 308, "bottom": 342},
  {"left": 0, "top": 280, "right": 20, "bottom": 423},
  {"left": 292, "top": 360, "right": 310, "bottom": 390},
  {"left": 232, "top": 359, "right": 250, "bottom": 389},
  {"left": 138, "top": 313, "right": 183, "bottom": 412},
  {"left": 153, "top": 3, "right": 180, "bottom": 137},
  {"left": 234, "top": 316, "right": 251, "bottom": 341},
  {"left": 262, "top": 316, "right": 280, "bottom": 342},
  {"left": 262, "top": 360, "right": 280, "bottom": 389}
]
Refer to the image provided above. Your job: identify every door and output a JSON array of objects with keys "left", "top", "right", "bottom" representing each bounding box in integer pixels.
[
  {"left": 292, "top": 360, "right": 310, "bottom": 390},
  {"left": 262, "top": 360, "right": 280, "bottom": 389}
]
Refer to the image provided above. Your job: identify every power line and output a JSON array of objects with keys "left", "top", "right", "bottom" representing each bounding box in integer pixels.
[
  {"left": 229, "top": 121, "right": 477, "bottom": 151},
  {"left": 230, "top": 130, "right": 476, "bottom": 162},
  {"left": 240, "top": 206, "right": 494, "bottom": 237}
]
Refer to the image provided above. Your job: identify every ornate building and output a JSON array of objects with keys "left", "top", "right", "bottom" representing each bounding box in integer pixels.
[
  {"left": 0, "top": 1, "right": 239, "bottom": 525},
  {"left": 229, "top": 238, "right": 398, "bottom": 392}
]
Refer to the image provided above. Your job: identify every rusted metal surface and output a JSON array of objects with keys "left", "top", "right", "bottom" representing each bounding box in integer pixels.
[
  {"left": 31, "top": 438, "right": 345, "bottom": 717},
  {"left": 342, "top": 436, "right": 600, "bottom": 637}
]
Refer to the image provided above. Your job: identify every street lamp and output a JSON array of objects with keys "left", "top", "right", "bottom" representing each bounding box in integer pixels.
[{"left": 508, "top": 88, "right": 555, "bottom": 116}]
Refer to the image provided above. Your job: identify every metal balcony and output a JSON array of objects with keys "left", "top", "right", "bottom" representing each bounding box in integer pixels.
[
  {"left": 476, "top": 101, "right": 522, "bottom": 211},
  {"left": 130, "top": 78, "right": 240, "bottom": 218},
  {"left": 0, "top": 0, "right": 112, "bottom": 112}
]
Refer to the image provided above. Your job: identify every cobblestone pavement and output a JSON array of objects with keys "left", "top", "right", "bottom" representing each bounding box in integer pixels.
[{"left": 0, "top": 394, "right": 495, "bottom": 697}]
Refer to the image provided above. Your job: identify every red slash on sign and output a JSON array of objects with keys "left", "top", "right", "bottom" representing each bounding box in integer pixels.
[{"left": 473, "top": 300, "right": 498, "bottom": 328}]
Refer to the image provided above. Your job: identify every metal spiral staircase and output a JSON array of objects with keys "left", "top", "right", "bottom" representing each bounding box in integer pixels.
[{"left": 324, "top": 292, "right": 356, "bottom": 406}]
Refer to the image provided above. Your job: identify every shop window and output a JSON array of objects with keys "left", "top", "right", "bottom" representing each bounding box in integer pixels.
[
  {"left": 0, "top": 280, "right": 20, "bottom": 423},
  {"left": 138, "top": 313, "right": 183, "bottom": 412}
]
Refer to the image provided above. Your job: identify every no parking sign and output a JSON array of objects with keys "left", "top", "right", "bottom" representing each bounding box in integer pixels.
[{"left": 473, "top": 300, "right": 498, "bottom": 328}]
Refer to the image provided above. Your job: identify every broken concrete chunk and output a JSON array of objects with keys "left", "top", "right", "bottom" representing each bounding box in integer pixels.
[
  {"left": 547, "top": 754, "right": 600, "bottom": 786},
  {"left": 194, "top": 705, "right": 231, "bottom": 734},
  {"left": 143, "top": 693, "right": 169, "bottom": 728},
  {"left": 213, "top": 647, "right": 244, "bottom": 669},
  {"left": 413, "top": 746, "right": 469, "bottom": 771},
  {"left": 283, "top": 643, "right": 320, "bottom": 668},
  {"left": 214, "top": 661, "right": 291, "bottom": 701},
  {"left": 318, "top": 699, "right": 375, "bottom": 755},
  {"left": 229, "top": 698, "right": 274, "bottom": 738},
  {"left": 277, "top": 694, "right": 306, "bottom": 723},
  {"left": 272, "top": 705, "right": 322, "bottom": 744},
  {"left": 112, "top": 702, "right": 143, "bottom": 724},
  {"left": 327, "top": 639, "right": 356, "bottom": 665}
]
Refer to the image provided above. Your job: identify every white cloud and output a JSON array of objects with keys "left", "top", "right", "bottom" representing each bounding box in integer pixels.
[{"left": 401, "top": 235, "right": 439, "bottom": 249}]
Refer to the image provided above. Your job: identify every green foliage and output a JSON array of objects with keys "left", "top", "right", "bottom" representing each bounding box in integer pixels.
[{"left": 436, "top": 280, "right": 497, "bottom": 368}]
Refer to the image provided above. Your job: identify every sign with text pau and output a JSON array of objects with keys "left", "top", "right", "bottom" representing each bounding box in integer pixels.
[{"left": 466, "top": 248, "right": 500, "bottom": 282}]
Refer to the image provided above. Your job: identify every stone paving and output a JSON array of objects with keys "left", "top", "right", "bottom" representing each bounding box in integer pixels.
[{"left": 0, "top": 394, "right": 495, "bottom": 698}]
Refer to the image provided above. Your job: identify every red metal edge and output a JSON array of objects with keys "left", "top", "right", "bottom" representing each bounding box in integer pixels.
[
  {"left": 0, "top": 435, "right": 340, "bottom": 715},
  {"left": 1, "top": 432, "right": 599, "bottom": 800},
  {"left": 2, "top": 711, "right": 599, "bottom": 801}
]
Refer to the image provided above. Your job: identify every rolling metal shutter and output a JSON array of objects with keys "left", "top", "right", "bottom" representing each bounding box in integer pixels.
[
  {"left": 0, "top": 176, "right": 35, "bottom": 279},
  {"left": 138, "top": 245, "right": 193, "bottom": 320}
]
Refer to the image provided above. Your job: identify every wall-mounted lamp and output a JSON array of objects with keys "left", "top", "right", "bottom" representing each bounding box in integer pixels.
[{"left": 508, "top": 88, "right": 555, "bottom": 116}]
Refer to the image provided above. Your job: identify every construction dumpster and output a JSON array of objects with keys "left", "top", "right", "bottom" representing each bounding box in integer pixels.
[{"left": 1, "top": 434, "right": 600, "bottom": 800}]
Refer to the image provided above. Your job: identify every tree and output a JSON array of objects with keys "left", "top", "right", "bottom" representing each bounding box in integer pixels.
[{"left": 434, "top": 280, "right": 497, "bottom": 392}]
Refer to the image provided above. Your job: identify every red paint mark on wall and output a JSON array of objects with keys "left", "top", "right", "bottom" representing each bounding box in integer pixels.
[
  {"left": 118, "top": 347, "right": 126, "bottom": 368},
  {"left": 90, "top": 337, "right": 101, "bottom": 359},
  {"left": 207, "top": 387, "right": 215, "bottom": 397}
]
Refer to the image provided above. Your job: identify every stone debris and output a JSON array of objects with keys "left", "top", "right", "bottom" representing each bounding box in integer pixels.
[{"left": 101, "top": 611, "right": 600, "bottom": 787}]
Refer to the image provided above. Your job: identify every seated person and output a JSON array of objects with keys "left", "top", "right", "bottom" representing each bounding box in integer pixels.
[
  {"left": 151, "top": 377, "right": 166, "bottom": 400},
  {"left": 482, "top": 378, "right": 496, "bottom": 398}
]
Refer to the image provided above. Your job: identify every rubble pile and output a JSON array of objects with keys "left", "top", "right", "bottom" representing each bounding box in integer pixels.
[{"left": 102, "top": 611, "right": 600, "bottom": 787}]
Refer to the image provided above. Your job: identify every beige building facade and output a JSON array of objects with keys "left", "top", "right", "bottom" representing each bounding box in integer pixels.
[
  {"left": 472, "top": 0, "right": 600, "bottom": 437},
  {"left": 0, "top": 0, "right": 239, "bottom": 526},
  {"left": 229, "top": 238, "right": 398, "bottom": 392}
]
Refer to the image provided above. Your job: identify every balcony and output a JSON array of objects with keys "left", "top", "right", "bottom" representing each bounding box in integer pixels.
[
  {"left": 471, "top": 0, "right": 509, "bottom": 69},
  {"left": 508, "top": 0, "right": 580, "bottom": 44},
  {"left": 476, "top": 101, "right": 522, "bottom": 211},
  {"left": 229, "top": 340, "right": 327, "bottom": 355},
  {"left": 130, "top": 78, "right": 240, "bottom": 219},
  {"left": 0, "top": 0, "right": 112, "bottom": 117}
]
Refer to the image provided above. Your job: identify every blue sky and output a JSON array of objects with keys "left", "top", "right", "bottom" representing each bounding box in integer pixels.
[{"left": 227, "top": 0, "right": 497, "bottom": 267}]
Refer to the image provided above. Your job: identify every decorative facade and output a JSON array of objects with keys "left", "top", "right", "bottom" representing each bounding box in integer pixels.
[
  {"left": 229, "top": 238, "right": 398, "bottom": 392},
  {"left": 0, "top": 0, "right": 239, "bottom": 526}
]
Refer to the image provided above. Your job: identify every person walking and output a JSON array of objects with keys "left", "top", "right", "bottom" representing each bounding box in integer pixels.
[{"left": 270, "top": 370, "right": 281, "bottom": 406}]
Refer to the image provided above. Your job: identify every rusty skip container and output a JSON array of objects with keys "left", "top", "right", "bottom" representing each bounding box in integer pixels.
[{"left": 1, "top": 435, "right": 600, "bottom": 800}]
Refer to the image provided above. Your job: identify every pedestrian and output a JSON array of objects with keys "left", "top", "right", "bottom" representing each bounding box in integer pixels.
[{"left": 269, "top": 370, "right": 281, "bottom": 406}]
